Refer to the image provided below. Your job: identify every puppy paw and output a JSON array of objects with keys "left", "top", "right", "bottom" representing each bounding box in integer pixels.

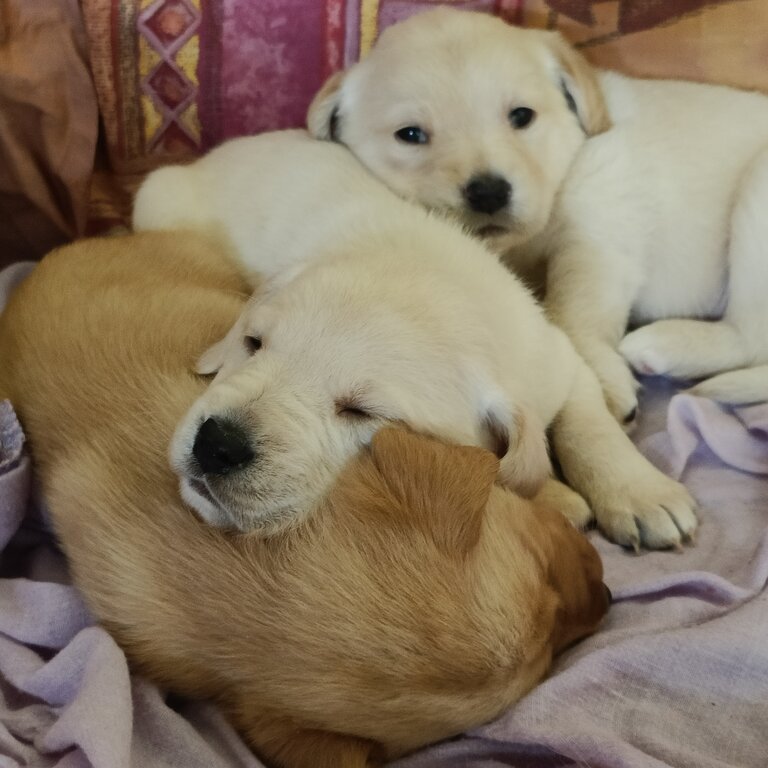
[
  {"left": 602, "top": 372, "right": 640, "bottom": 431},
  {"left": 593, "top": 473, "right": 697, "bottom": 552},
  {"left": 620, "top": 325, "right": 682, "bottom": 378},
  {"left": 533, "top": 479, "right": 594, "bottom": 529},
  {"left": 590, "top": 348, "right": 640, "bottom": 428}
]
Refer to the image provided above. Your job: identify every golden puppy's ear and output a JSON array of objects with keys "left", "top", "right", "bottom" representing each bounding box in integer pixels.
[
  {"left": 370, "top": 427, "right": 498, "bottom": 558},
  {"left": 534, "top": 506, "right": 610, "bottom": 653},
  {"left": 547, "top": 32, "right": 610, "bottom": 136},
  {"left": 484, "top": 404, "right": 551, "bottom": 499},
  {"left": 308, "top": 70, "right": 347, "bottom": 140}
]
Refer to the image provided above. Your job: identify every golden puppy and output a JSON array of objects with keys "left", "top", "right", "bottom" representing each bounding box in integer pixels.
[{"left": 0, "top": 233, "right": 609, "bottom": 768}]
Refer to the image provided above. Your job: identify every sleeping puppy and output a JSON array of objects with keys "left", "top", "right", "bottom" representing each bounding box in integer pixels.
[
  {"left": 0, "top": 232, "right": 609, "bottom": 768},
  {"left": 307, "top": 6, "right": 768, "bottom": 420},
  {"left": 133, "top": 130, "right": 696, "bottom": 551}
]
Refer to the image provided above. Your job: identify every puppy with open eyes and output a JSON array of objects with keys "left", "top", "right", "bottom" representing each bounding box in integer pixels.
[
  {"left": 0, "top": 232, "right": 609, "bottom": 768},
  {"left": 308, "top": 6, "right": 768, "bottom": 422},
  {"left": 134, "top": 130, "right": 695, "bottom": 551}
]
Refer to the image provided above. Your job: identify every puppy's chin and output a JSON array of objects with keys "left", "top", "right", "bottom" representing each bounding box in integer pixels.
[
  {"left": 179, "top": 476, "right": 235, "bottom": 528},
  {"left": 179, "top": 475, "right": 313, "bottom": 536},
  {"left": 459, "top": 209, "right": 525, "bottom": 244},
  {"left": 469, "top": 222, "right": 533, "bottom": 254},
  {"left": 476, "top": 224, "right": 511, "bottom": 238}
]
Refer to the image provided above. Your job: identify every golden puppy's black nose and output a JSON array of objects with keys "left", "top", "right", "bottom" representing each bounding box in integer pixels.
[
  {"left": 463, "top": 173, "right": 511, "bottom": 215},
  {"left": 193, "top": 417, "right": 254, "bottom": 476},
  {"left": 603, "top": 583, "right": 613, "bottom": 605}
]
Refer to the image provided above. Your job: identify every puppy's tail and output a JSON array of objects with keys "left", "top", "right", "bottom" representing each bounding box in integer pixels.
[
  {"left": 132, "top": 165, "right": 208, "bottom": 233},
  {"left": 687, "top": 365, "right": 768, "bottom": 405}
]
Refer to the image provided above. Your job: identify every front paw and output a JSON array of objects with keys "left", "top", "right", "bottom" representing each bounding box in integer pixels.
[{"left": 593, "top": 472, "right": 698, "bottom": 552}]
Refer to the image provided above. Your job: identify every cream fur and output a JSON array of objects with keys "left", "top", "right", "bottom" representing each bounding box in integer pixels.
[
  {"left": 134, "top": 131, "right": 696, "bottom": 551},
  {"left": 306, "top": 6, "right": 768, "bottom": 417}
]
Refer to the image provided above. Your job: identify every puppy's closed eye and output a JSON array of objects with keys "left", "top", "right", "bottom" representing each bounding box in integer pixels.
[{"left": 335, "top": 397, "right": 373, "bottom": 419}]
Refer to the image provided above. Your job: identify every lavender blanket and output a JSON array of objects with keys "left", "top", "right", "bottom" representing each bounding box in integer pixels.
[{"left": 1, "top": 263, "right": 767, "bottom": 768}]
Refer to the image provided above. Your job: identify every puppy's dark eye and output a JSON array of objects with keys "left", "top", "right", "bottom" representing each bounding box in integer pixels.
[
  {"left": 508, "top": 107, "right": 536, "bottom": 129},
  {"left": 244, "top": 336, "right": 262, "bottom": 354},
  {"left": 395, "top": 126, "right": 429, "bottom": 145},
  {"left": 335, "top": 399, "right": 372, "bottom": 419}
]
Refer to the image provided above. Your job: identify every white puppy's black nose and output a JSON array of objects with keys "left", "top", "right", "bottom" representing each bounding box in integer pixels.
[
  {"left": 193, "top": 417, "right": 254, "bottom": 476},
  {"left": 462, "top": 174, "right": 511, "bottom": 215}
]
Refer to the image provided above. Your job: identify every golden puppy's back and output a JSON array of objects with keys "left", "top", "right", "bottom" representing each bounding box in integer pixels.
[
  {"left": 0, "top": 232, "right": 250, "bottom": 632},
  {"left": 0, "top": 232, "right": 248, "bottom": 473}
]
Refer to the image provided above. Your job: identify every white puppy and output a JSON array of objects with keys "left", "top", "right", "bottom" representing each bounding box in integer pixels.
[
  {"left": 308, "top": 7, "right": 768, "bottom": 421},
  {"left": 134, "top": 130, "right": 695, "bottom": 550}
]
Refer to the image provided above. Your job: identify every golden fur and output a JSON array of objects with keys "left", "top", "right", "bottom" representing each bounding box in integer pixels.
[{"left": 0, "top": 232, "right": 608, "bottom": 768}]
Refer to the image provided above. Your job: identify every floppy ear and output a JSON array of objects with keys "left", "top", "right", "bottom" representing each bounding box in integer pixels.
[
  {"left": 488, "top": 403, "right": 551, "bottom": 498},
  {"left": 195, "top": 309, "right": 251, "bottom": 377},
  {"left": 307, "top": 70, "right": 347, "bottom": 140},
  {"left": 546, "top": 32, "right": 610, "bottom": 136},
  {"left": 537, "top": 506, "right": 610, "bottom": 653},
  {"left": 369, "top": 427, "right": 499, "bottom": 558}
]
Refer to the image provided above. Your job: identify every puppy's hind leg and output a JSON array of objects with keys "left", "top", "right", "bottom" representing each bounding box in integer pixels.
[
  {"left": 619, "top": 318, "right": 750, "bottom": 380},
  {"left": 687, "top": 365, "right": 768, "bottom": 405},
  {"left": 621, "top": 145, "right": 768, "bottom": 387},
  {"left": 250, "top": 718, "right": 378, "bottom": 768},
  {"left": 718, "top": 145, "right": 768, "bottom": 368}
]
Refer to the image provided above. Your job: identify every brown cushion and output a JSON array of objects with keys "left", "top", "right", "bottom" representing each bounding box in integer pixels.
[{"left": 0, "top": 0, "right": 98, "bottom": 267}]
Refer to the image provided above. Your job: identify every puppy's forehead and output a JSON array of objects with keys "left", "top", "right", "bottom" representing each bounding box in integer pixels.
[
  {"left": 375, "top": 10, "right": 550, "bottom": 64},
  {"left": 362, "top": 17, "right": 558, "bottom": 109},
  {"left": 261, "top": 276, "right": 464, "bottom": 379}
]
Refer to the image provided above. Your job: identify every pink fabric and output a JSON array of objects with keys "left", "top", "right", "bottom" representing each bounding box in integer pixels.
[{"left": 216, "top": 0, "right": 328, "bottom": 139}]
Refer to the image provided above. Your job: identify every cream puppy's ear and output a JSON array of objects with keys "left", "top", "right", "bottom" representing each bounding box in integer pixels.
[
  {"left": 470, "top": 370, "right": 551, "bottom": 498},
  {"left": 196, "top": 309, "right": 253, "bottom": 378},
  {"left": 196, "top": 336, "right": 232, "bottom": 376},
  {"left": 546, "top": 32, "right": 610, "bottom": 136},
  {"left": 307, "top": 70, "right": 347, "bottom": 140},
  {"left": 484, "top": 402, "right": 551, "bottom": 499}
]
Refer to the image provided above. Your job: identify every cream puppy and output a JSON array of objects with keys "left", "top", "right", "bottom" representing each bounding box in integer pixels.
[
  {"left": 308, "top": 7, "right": 610, "bottom": 290},
  {"left": 134, "top": 130, "right": 695, "bottom": 550},
  {"left": 308, "top": 7, "right": 768, "bottom": 420}
]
